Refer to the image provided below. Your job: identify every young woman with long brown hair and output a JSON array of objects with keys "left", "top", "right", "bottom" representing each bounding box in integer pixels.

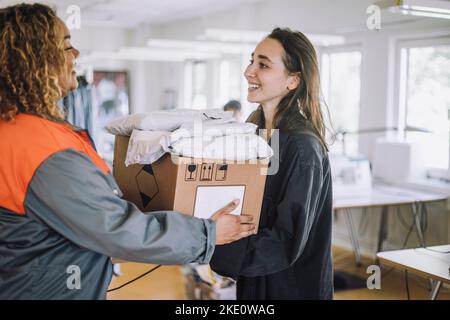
[{"left": 211, "top": 28, "right": 333, "bottom": 300}]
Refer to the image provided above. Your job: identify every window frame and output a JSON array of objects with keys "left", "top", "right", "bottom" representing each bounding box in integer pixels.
[
  {"left": 218, "top": 56, "right": 242, "bottom": 107},
  {"left": 394, "top": 36, "right": 450, "bottom": 171},
  {"left": 183, "top": 59, "right": 209, "bottom": 110},
  {"left": 320, "top": 44, "right": 363, "bottom": 156}
]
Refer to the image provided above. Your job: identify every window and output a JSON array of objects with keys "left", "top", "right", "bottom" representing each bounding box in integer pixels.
[
  {"left": 184, "top": 57, "right": 244, "bottom": 112},
  {"left": 398, "top": 39, "right": 450, "bottom": 170},
  {"left": 190, "top": 61, "right": 208, "bottom": 110},
  {"left": 219, "top": 58, "right": 242, "bottom": 106},
  {"left": 321, "top": 49, "right": 362, "bottom": 156}
]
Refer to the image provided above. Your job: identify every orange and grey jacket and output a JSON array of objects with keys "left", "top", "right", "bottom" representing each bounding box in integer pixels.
[{"left": 0, "top": 114, "right": 215, "bottom": 299}]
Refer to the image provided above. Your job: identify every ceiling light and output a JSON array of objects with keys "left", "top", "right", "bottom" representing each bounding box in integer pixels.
[
  {"left": 146, "top": 39, "right": 253, "bottom": 54},
  {"left": 197, "top": 28, "right": 345, "bottom": 46},
  {"left": 375, "top": 0, "right": 450, "bottom": 19}
]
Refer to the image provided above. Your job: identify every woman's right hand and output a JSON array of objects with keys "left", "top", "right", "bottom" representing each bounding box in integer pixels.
[{"left": 210, "top": 199, "right": 256, "bottom": 245}]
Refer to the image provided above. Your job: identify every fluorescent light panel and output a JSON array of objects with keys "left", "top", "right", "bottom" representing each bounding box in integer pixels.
[
  {"left": 199, "top": 28, "right": 346, "bottom": 46},
  {"left": 146, "top": 38, "right": 253, "bottom": 54},
  {"left": 79, "top": 46, "right": 220, "bottom": 63},
  {"left": 376, "top": 0, "right": 450, "bottom": 19}
]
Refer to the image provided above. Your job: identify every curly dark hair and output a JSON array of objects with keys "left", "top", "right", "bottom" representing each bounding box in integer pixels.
[{"left": 0, "top": 3, "right": 66, "bottom": 121}]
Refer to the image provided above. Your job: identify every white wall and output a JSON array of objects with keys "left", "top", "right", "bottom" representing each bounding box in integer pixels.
[{"left": 71, "top": 23, "right": 167, "bottom": 112}]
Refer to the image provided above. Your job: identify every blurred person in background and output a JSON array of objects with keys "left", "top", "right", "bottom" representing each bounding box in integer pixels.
[{"left": 223, "top": 99, "right": 243, "bottom": 122}]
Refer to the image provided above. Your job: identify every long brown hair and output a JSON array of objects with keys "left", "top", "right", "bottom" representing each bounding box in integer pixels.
[
  {"left": 248, "top": 27, "right": 328, "bottom": 151},
  {"left": 0, "top": 3, "right": 66, "bottom": 121}
]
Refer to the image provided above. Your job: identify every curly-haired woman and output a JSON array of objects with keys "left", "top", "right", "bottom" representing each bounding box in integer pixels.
[{"left": 0, "top": 3, "right": 255, "bottom": 300}]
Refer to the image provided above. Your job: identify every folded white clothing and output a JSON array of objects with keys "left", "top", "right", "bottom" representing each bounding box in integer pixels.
[
  {"left": 106, "top": 109, "right": 234, "bottom": 136},
  {"left": 125, "top": 129, "right": 273, "bottom": 165},
  {"left": 164, "top": 133, "right": 273, "bottom": 161},
  {"left": 169, "top": 121, "right": 258, "bottom": 143},
  {"left": 125, "top": 130, "right": 169, "bottom": 166}
]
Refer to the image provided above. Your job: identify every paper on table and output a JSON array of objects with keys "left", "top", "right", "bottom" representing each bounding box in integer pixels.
[{"left": 193, "top": 186, "right": 245, "bottom": 219}]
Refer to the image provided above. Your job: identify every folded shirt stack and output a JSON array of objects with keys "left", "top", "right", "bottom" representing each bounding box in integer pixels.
[{"left": 105, "top": 109, "right": 273, "bottom": 166}]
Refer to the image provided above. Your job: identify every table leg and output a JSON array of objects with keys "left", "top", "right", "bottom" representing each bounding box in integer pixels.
[
  {"left": 411, "top": 202, "right": 435, "bottom": 290},
  {"left": 376, "top": 206, "right": 389, "bottom": 263},
  {"left": 412, "top": 202, "right": 426, "bottom": 247},
  {"left": 429, "top": 280, "right": 442, "bottom": 300},
  {"left": 344, "top": 209, "right": 362, "bottom": 266}
]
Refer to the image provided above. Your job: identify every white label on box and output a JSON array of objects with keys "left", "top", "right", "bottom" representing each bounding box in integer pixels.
[{"left": 193, "top": 186, "right": 245, "bottom": 219}]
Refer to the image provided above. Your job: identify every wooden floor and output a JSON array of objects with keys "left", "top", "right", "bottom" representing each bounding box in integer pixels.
[{"left": 107, "top": 246, "right": 450, "bottom": 300}]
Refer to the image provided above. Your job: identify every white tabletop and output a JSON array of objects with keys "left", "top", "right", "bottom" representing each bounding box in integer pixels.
[
  {"left": 333, "top": 184, "right": 448, "bottom": 210},
  {"left": 377, "top": 245, "right": 450, "bottom": 284}
]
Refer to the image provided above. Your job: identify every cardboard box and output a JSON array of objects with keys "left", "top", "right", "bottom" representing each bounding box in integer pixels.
[{"left": 112, "top": 135, "right": 267, "bottom": 231}]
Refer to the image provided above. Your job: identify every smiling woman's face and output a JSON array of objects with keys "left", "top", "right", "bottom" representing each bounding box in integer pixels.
[
  {"left": 244, "top": 37, "right": 299, "bottom": 110},
  {"left": 55, "top": 18, "right": 80, "bottom": 97}
]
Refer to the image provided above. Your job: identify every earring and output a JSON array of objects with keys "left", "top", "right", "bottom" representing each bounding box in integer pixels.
[{"left": 297, "top": 99, "right": 307, "bottom": 119}]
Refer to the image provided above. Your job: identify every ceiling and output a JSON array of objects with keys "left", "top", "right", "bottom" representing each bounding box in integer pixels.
[
  {"left": 0, "top": 0, "right": 262, "bottom": 28},
  {"left": 1, "top": 0, "right": 447, "bottom": 37}
]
